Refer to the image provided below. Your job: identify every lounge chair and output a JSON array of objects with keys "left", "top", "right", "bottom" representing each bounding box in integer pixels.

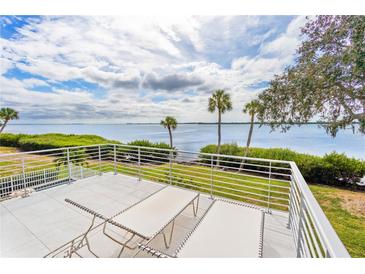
[
  {"left": 65, "top": 185, "right": 200, "bottom": 257},
  {"left": 139, "top": 199, "right": 265, "bottom": 258}
]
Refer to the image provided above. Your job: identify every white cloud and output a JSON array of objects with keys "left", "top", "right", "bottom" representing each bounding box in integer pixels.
[
  {"left": 260, "top": 16, "right": 307, "bottom": 57},
  {"left": 0, "top": 16, "right": 307, "bottom": 123},
  {"left": 21, "top": 78, "right": 49, "bottom": 88}
]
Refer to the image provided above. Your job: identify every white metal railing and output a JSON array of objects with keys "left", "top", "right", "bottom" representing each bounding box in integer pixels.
[
  {"left": 288, "top": 163, "right": 350, "bottom": 258},
  {"left": 0, "top": 143, "right": 350, "bottom": 258}
]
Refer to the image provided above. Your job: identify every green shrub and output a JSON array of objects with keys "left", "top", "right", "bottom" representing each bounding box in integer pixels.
[
  {"left": 127, "top": 140, "right": 172, "bottom": 150},
  {"left": 125, "top": 140, "right": 175, "bottom": 163},
  {"left": 200, "top": 144, "right": 365, "bottom": 188},
  {"left": 0, "top": 133, "right": 26, "bottom": 147},
  {"left": 0, "top": 133, "right": 119, "bottom": 151},
  {"left": 319, "top": 152, "right": 365, "bottom": 186}
]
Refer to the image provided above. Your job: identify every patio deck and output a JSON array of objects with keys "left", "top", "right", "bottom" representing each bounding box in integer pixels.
[{"left": 0, "top": 173, "right": 295, "bottom": 258}]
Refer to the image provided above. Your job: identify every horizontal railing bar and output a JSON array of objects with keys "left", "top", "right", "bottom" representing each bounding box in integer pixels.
[
  {"left": 0, "top": 143, "right": 293, "bottom": 166},
  {"left": 86, "top": 153, "right": 290, "bottom": 183},
  {"left": 113, "top": 163, "right": 284, "bottom": 204},
  {"left": 302, "top": 198, "right": 327, "bottom": 253},
  {"left": 302, "top": 208, "right": 324, "bottom": 258},
  {"left": 212, "top": 188, "right": 288, "bottom": 208},
  {"left": 173, "top": 157, "right": 290, "bottom": 179},
  {"left": 115, "top": 167, "right": 211, "bottom": 192},
  {"left": 114, "top": 144, "right": 292, "bottom": 164},
  {"left": 115, "top": 158, "right": 290, "bottom": 195},
  {"left": 205, "top": 157, "right": 291, "bottom": 172},
  {"left": 104, "top": 155, "right": 291, "bottom": 192},
  {"left": 212, "top": 183, "right": 286, "bottom": 202},
  {"left": 301, "top": 218, "right": 317, "bottom": 258},
  {"left": 119, "top": 154, "right": 292, "bottom": 185},
  {"left": 290, "top": 162, "right": 350, "bottom": 257},
  {"left": 0, "top": 144, "right": 110, "bottom": 157}
]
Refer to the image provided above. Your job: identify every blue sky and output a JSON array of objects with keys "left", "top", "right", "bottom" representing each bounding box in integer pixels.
[{"left": 0, "top": 15, "right": 307, "bottom": 123}]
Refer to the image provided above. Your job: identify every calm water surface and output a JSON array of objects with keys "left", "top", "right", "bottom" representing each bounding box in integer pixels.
[{"left": 4, "top": 124, "right": 365, "bottom": 159}]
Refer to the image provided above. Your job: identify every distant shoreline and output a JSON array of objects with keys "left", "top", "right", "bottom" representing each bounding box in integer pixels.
[{"left": 8, "top": 122, "right": 360, "bottom": 125}]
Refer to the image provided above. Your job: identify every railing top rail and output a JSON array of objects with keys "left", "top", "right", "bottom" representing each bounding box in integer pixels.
[
  {"left": 115, "top": 144, "right": 292, "bottom": 164},
  {"left": 0, "top": 143, "right": 292, "bottom": 165},
  {"left": 290, "top": 162, "right": 350, "bottom": 258},
  {"left": 0, "top": 144, "right": 107, "bottom": 157}
]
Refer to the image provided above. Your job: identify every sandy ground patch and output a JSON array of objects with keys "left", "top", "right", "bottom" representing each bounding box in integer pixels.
[{"left": 339, "top": 191, "right": 365, "bottom": 217}]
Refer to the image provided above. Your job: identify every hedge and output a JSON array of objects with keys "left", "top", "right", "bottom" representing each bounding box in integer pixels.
[
  {"left": 200, "top": 144, "right": 365, "bottom": 188},
  {"left": 124, "top": 140, "right": 175, "bottom": 163},
  {"left": 0, "top": 133, "right": 27, "bottom": 147},
  {"left": 0, "top": 133, "right": 119, "bottom": 151},
  {"left": 0, "top": 134, "right": 175, "bottom": 162}
]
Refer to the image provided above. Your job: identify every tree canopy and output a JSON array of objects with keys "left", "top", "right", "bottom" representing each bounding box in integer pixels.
[
  {"left": 0, "top": 107, "right": 19, "bottom": 133},
  {"left": 257, "top": 16, "right": 365, "bottom": 136},
  {"left": 160, "top": 116, "right": 177, "bottom": 130},
  {"left": 243, "top": 100, "right": 260, "bottom": 117},
  {"left": 208, "top": 89, "right": 233, "bottom": 114}
]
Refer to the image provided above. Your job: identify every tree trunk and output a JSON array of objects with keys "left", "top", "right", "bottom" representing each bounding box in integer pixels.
[
  {"left": 240, "top": 114, "right": 254, "bottom": 170},
  {"left": 0, "top": 120, "right": 8, "bottom": 134},
  {"left": 168, "top": 126, "right": 173, "bottom": 148},
  {"left": 216, "top": 111, "right": 222, "bottom": 167},
  {"left": 244, "top": 114, "right": 254, "bottom": 157}
]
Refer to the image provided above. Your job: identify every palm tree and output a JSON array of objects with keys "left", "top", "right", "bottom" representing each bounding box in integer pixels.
[
  {"left": 240, "top": 100, "right": 260, "bottom": 170},
  {"left": 0, "top": 108, "right": 19, "bottom": 133},
  {"left": 160, "top": 116, "right": 177, "bottom": 148},
  {"left": 208, "top": 90, "right": 232, "bottom": 165}
]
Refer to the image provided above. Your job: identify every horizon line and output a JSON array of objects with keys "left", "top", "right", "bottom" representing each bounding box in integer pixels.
[{"left": 7, "top": 122, "right": 360, "bottom": 125}]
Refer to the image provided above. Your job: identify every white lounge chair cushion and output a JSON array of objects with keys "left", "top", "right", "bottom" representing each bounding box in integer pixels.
[
  {"left": 112, "top": 186, "right": 198, "bottom": 239},
  {"left": 177, "top": 200, "right": 263, "bottom": 257}
]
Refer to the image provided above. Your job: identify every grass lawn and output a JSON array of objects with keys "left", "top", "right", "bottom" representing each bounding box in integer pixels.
[
  {"left": 111, "top": 162, "right": 290, "bottom": 211},
  {"left": 0, "top": 146, "right": 22, "bottom": 175},
  {"left": 0, "top": 146, "right": 59, "bottom": 176},
  {"left": 310, "top": 184, "right": 365, "bottom": 258},
  {"left": 0, "top": 146, "right": 19, "bottom": 154}
]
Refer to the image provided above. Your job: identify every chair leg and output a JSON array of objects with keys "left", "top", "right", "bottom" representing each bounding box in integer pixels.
[
  {"left": 192, "top": 195, "right": 200, "bottom": 217},
  {"left": 162, "top": 220, "right": 175, "bottom": 249},
  {"left": 117, "top": 233, "right": 136, "bottom": 257},
  {"left": 85, "top": 236, "right": 99, "bottom": 258},
  {"left": 67, "top": 214, "right": 98, "bottom": 258},
  {"left": 102, "top": 222, "right": 138, "bottom": 257}
]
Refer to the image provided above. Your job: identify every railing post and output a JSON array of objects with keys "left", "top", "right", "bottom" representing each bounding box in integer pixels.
[
  {"left": 138, "top": 147, "right": 141, "bottom": 181},
  {"left": 66, "top": 148, "right": 71, "bottom": 183},
  {"left": 296, "top": 195, "right": 305, "bottom": 258},
  {"left": 21, "top": 157, "right": 27, "bottom": 197},
  {"left": 10, "top": 175, "right": 14, "bottom": 193},
  {"left": 169, "top": 150, "right": 173, "bottom": 184},
  {"left": 287, "top": 174, "right": 294, "bottom": 228},
  {"left": 43, "top": 169, "right": 47, "bottom": 185},
  {"left": 210, "top": 155, "right": 214, "bottom": 199},
  {"left": 98, "top": 145, "right": 102, "bottom": 176},
  {"left": 81, "top": 166, "right": 84, "bottom": 179},
  {"left": 113, "top": 145, "right": 117, "bottom": 175},
  {"left": 267, "top": 161, "right": 272, "bottom": 213}
]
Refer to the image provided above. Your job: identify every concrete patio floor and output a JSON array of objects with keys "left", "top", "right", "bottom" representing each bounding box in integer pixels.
[{"left": 0, "top": 173, "right": 296, "bottom": 258}]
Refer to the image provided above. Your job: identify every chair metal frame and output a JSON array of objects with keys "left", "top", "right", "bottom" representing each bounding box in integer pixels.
[
  {"left": 62, "top": 186, "right": 200, "bottom": 258},
  {"left": 137, "top": 198, "right": 265, "bottom": 258}
]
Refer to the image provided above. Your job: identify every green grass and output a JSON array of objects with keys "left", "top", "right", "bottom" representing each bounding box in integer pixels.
[
  {"left": 310, "top": 184, "right": 365, "bottom": 258},
  {"left": 108, "top": 162, "right": 290, "bottom": 211},
  {"left": 0, "top": 146, "right": 18, "bottom": 154},
  {"left": 0, "top": 133, "right": 119, "bottom": 151}
]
